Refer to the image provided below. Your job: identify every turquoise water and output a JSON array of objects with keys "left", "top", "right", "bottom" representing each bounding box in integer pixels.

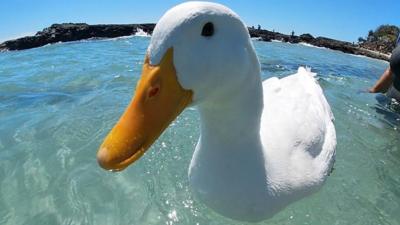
[{"left": 0, "top": 36, "right": 399, "bottom": 225}]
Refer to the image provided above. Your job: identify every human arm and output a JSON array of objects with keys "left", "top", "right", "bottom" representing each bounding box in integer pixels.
[{"left": 369, "top": 67, "right": 393, "bottom": 93}]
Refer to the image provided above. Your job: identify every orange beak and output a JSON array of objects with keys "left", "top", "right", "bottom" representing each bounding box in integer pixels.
[{"left": 97, "top": 48, "right": 193, "bottom": 171}]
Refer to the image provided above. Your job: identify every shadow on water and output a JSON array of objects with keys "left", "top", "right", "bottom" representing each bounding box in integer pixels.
[{"left": 373, "top": 94, "right": 400, "bottom": 128}]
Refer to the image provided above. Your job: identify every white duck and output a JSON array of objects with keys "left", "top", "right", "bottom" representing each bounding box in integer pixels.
[{"left": 97, "top": 2, "right": 336, "bottom": 222}]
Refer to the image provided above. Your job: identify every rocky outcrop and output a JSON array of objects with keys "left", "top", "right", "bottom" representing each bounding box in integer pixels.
[
  {"left": 358, "top": 25, "right": 399, "bottom": 54},
  {"left": 299, "top": 33, "right": 314, "bottom": 43},
  {"left": 0, "top": 23, "right": 155, "bottom": 51},
  {"left": 248, "top": 28, "right": 390, "bottom": 61},
  {"left": 360, "top": 40, "right": 395, "bottom": 55},
  {"left": 0, "top": 23, "right": 390, "bottom": 61}
]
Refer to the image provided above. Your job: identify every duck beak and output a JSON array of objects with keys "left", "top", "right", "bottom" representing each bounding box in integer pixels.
[{"left": 97, "top": 48, "right": 193, "bottom": 171}]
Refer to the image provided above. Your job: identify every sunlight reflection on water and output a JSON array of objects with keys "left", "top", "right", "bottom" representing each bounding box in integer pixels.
[{"left": 0, "top": 37, "right": 399, "bottom": 225}]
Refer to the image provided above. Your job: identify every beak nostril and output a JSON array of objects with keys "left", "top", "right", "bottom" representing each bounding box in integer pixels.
[{"left": 148, "top": 86, "right": 160, "bottom": 98}]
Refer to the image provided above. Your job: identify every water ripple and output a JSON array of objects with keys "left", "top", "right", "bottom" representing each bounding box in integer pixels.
[{"left": 0, "top": 37, "right": 398, "bottom": 225}]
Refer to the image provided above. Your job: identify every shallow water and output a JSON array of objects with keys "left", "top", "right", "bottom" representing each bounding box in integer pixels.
[{"left": 0, "top": 36, "right": 399, "bottom": 225}]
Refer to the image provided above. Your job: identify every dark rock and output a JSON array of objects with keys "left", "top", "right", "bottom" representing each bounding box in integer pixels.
[
  {"left": 299, "top": 33, "right": 315, "bottom": 42},
  {"left": 311, "top": 37, "right": 354, "bottom": 52},
  {"left": 0, "top": 23, "right": 156, "bottom": 51},
  {"left": 361, "top": 25, "right": 399, "bottom": 54},
  {"left": 261, "top": 35, "right": 272, "bottom": 42},
  {"left": 288, "top": 36, "right": 300, "bottom": 44},
  {"left": 360, "top": 39, "right": 394, "bottom": 54},
  {"left": 248, "top": 27, "right": 389, "bottom": 61}
]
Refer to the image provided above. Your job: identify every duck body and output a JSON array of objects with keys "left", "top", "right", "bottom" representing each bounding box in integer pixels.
[
  {"left": 97, "top": 2, "right": 336, "bottom": 222},
  {"left": 189, "top": 67, "right": 336, "bottom": 221}
]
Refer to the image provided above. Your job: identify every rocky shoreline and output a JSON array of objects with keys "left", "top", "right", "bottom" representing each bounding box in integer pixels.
[
  {"left": 0, "top": 23, "right": 155, "bottom": 51},
  {"left": 0, "top": 23, "right": 390, "bottom": 61},
  {"left": 248, "top": 28, "right": 390, "bottom": 61}
]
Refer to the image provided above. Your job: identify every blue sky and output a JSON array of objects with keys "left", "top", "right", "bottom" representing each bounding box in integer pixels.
[{"left": 1, "top": 0, "right": 399, "bottom": 42}]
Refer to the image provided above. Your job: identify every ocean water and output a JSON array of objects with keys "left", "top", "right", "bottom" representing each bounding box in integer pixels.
[{"left": 0, "top": 36, "right": 399, "bottom": 225}]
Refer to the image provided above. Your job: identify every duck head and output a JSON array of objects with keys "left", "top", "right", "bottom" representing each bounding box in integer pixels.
[{"left": 97, "top": 1, "right": 260, "bottom": 171}]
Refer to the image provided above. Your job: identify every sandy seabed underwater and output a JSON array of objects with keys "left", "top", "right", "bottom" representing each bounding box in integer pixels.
[{"left": 0, "top": 36, "right": 399, "bottom": 225}]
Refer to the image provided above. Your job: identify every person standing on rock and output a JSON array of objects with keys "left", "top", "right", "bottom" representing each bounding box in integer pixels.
[{"left": 369, "top": 33, "right": 400, "bottom": 101}]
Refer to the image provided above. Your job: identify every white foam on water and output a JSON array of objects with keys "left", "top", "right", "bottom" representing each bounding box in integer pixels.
[
  {"left": 251, "top": 37, "right": 262, "bottom": 41},
  {"left": 298, "top": 42, "right": 327, "bottom": 49},
  {"left": 271, "top": 39, "right": 283, "bottom": 43},
  {"left": 1, "top": 35, "right": 398, "bottom": 225},
  {"left": 134, "top": 28, "right": 151, "bottom": 37}
]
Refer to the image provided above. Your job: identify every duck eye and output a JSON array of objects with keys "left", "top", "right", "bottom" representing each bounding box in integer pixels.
[{"left": 201, "top": 22, "right": 214, "bottom": 37}]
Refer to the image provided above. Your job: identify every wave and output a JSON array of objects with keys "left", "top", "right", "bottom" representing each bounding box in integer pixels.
[
  {"left": 134, "top": 28, "right": 151, "bottom": 37},
  {"left": 298, "top": 42, "right": 327, "bottom": 49},
  {"left": 27, "top": 29, "right": 152, "bottom": 48}
]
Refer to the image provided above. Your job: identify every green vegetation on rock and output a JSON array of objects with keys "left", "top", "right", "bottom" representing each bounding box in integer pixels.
[{"left": 359, "top": 25, "right": 399, "bottom": 54}]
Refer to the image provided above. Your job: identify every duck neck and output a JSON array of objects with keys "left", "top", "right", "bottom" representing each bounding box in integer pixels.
[
  {"left": 189, "top": 72, "right": 269, "bottom": 209},
  {"left": 197, "top": 73, "right": 263, "bottom": 150}
]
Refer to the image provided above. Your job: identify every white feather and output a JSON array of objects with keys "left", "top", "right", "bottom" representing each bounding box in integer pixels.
[{"left": 147, "top": 2, "right": 337, "bottom": 222}]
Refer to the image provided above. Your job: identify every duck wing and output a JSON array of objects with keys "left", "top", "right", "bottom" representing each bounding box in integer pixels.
[{"left": 260, "top": 67, "right": 336, "bottom": 190}]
